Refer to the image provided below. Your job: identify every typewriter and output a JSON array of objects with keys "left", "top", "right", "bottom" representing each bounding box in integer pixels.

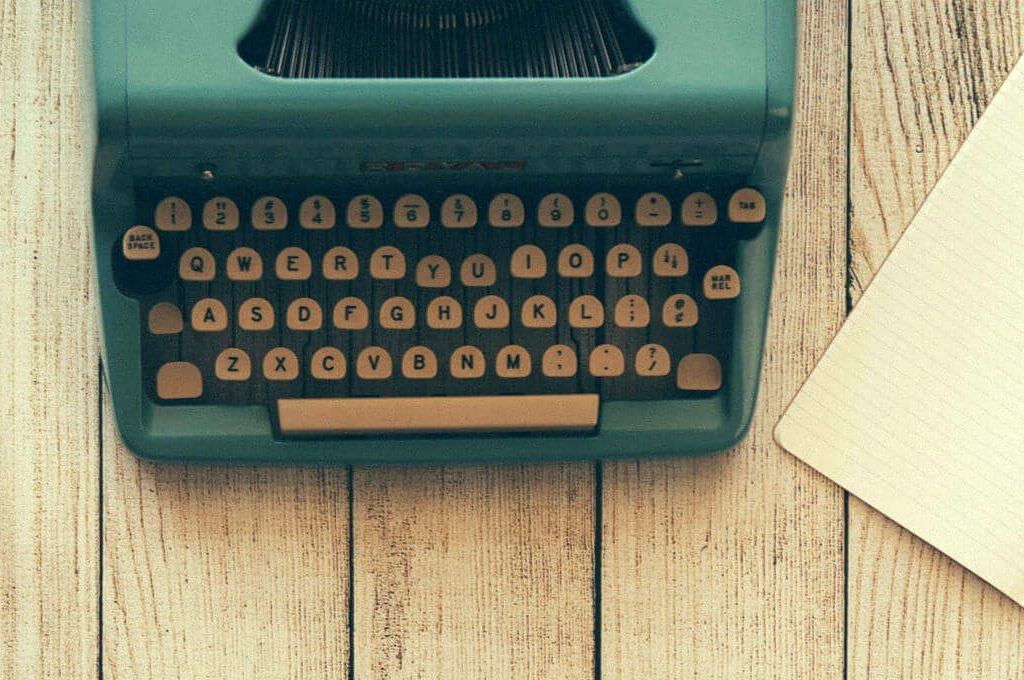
[{"left": 92, "top": 0, "right": 797, "bottom": 463}]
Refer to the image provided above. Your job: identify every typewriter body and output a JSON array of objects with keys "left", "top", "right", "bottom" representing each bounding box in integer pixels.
[{"left": 92, "top": 0, "right": 797, "bottom": 463}]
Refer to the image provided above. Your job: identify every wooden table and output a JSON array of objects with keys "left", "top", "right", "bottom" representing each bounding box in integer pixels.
[{"left": 3, "top": 1, "right": 1023, "bottom": 677}]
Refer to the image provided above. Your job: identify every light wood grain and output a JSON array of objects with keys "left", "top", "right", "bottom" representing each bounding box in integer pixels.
[
  {"left": 847, "top": 1, "right": 1024, "bottom": 677},
  {"left": 0, "top": 1, "right": 100, "bottom": 678},
  {"left": 352, "top": 464, "right": 595, "bottom": 679},
  {"left": 102, "top": 399, "right": 351, "bottom": 680},
  {"left": 599, "top": 2, "right": 849, "bottom": 678}
]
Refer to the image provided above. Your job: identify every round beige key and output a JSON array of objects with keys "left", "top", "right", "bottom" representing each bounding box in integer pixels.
[
  {"left": 202, "top": 196, "right": 239, "bottom": 231},
  {"left": 537, "top": 193, "right": 574, "bottom": 227},
  {"left": 461, "top": 254, "right": 497, "bottom": 287},
  {"left": 682, "top": 192, "right": 717, "bottom": 226},
  {"left": 614, "top": 295, "right": 650, "bottom": 328},
  {"left": 569, "top": 295, "right": 604, "bottom": 328},
  {"left": 488, "top": 193, "right": 525, "bottom": 227},
  {"left": 402, "top": 346, "right": 438, "bottom": 379},
  {"left": 557, "top": 244, "right": 594, "bottom": 278},
  {"left": 286, "top": 298, "right": 323, "bottom": 330},
  {"left": 510, "top": 245, "right": 546, "bottom": 279},
  {"left": 635, "top": 192, "right": 671, "bottom": 227},
  {"left": 156, "top": 362, "right": 202, "bottom": 400},
  {"left": 521, "top": 295, "right": 557, "bottom": 328},
  {"left": 263, "top": 347, "right": 300, "bottom": 381},
  {"left": 215, "top": 348, "right": 252, "bottom": 381},
  {"left": 347, "top": 195, "right": 384, "bottom": 229},
  {"left": 311, "top": 347, "right": 346, "bottom": 380},
  {"left": 226, "top": 247, "right": 263, "bottom": 281},
  {"left": 394, "top": 194, "right": 430, "bottom": 228},
  {"left": 704, "top": 265, "right": 741, "bottom": 299},
  {"left": 369, "top": 246, "right": 406, "bottom": 279},
  {"left": 154, "top": 196, "right": 192, "bottom": 231},
  {"left": 122, "top": 225, "right": 160, "bottom": 260},
  {"left": 585, "top": 192, "right": 621, "bottom": 227},
  {"left": 635, "top": 344, "right": 671, "bottom": 377},
  {"left": 148, "top": 302, "right": 183, "bottom": 335},
  {"left": 238, "top": 297, "right": 275, "bottom": 331},
  {"left": 275, "top": 247, "right": 312, "bottom": 280},
  {"left": 179, "top": 247, "right": 215, "bottom": 281},
  {"left": 542, "top": 345, "right": 578, "bottom": 378},
  {"left": 653, "top": 243, "right": 689, "bottom": 277},
  {"left": 426, "top": 296, "right": 462, "bottom": 329},
  {"left": 662, "top": 294, "right": 699, "bottom": 327},
  {"left": 416, "top": 255, "right": 452, "bottom": 288},
  {"left": 474, "top": 295, "right": 510, "bottom": 329},
  {"left": 322, "top": 246, "right": 359, "bottom": 280},
  {"left": 677, "top": 353, "right": 722, "bottom": 391},
  {"left": 451, "top": 346, "right": 486, "bottom": 379},
  {"left": 333, "top": 297, "right": 369, "bottom": 330},
  {"left": 251, "top": 196, "right": 288, "bottom": 230},
  {"left": 356, "top": 347, "right": 392, "bottom": 380},
  {"left": 496, "top": 345, "right": 531, "bottom": 378},
  {"left": 606, "top": 244, "right": 642, "bottom": 277},
  {"left": 300, "top": 195, "right": 336, "bottom": 229},
  {"left": 191, "top": 298, "right": 228, "bottom": 332},
  {"left": 589, "top": 344, "right": 625, "bottom": 377},
  {"left": 441, "top": 194, "right": 478, "bottom": 228},
  {"left": 380, "top": 296, "right": 415, "bottom": 330},
  {"left": 727, "top": 188, "right": 766, "bottom": 223}
]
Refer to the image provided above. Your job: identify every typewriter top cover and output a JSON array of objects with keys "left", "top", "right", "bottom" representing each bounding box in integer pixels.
[{"left": 92, "top": 0, "right": 797, "bottom": 464}]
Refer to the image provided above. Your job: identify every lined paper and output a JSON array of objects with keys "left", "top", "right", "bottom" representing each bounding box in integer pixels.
[{"left": 775, "top": 59, "right": 1024, "bottom": 607}]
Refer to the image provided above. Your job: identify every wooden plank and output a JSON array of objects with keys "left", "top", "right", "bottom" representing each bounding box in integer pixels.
[
  {"left": 0, "top": 1, "right": 100, "bottom": 678},
  {"left": 848, "top": 1, "right": 1024, "bottom": 677},
  {"left": 101, "top": 397, "right": 351, "bottom": 679},
  {"left": 352, "top": 463, "right": 595, "bottom": 679},
  {"left": 599, "top": 1, "right": 849, "bottom": 677}
]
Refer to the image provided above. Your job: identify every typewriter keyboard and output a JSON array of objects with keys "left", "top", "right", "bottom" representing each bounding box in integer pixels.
[{"left": 115, "top": 184, "right": 764, "bottom": 435}]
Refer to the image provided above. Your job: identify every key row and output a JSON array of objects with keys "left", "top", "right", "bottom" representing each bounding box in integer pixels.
[
  {"left": 123, "top": 228, "right": 740, "bottom": 295},
  {"left": 150, "top": 189, "right": 766, "bottom": 232},
  {"left": 150, "top": 292, "right": 707, "bottom": 334},
  {"left": 155, "top": 345, "right": 723, "bottom": 396},
  {"left": 173, "top": 243, "right": 703, "bottom": 282}
]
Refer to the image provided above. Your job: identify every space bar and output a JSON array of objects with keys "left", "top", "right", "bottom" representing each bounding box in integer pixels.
[{"left": 277, "top": 395, "right": 599, "bottom": 436}]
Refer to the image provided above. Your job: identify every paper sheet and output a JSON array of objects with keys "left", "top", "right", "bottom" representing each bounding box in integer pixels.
[{"left": 775, "top": 59, "right": 1024, "bottom": 607}]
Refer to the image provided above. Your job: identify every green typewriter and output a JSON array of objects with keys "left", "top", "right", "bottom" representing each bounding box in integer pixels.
[{"left": 92, "top": 0, "right": 796, "bottom": 463}]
